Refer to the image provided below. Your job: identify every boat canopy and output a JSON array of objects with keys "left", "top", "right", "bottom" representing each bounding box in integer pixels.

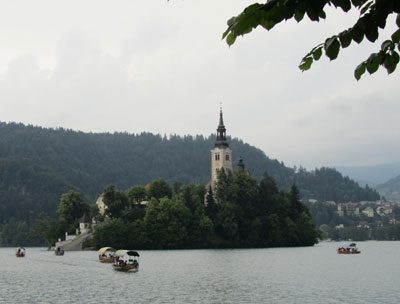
[
  {"left": 98, "top": 247, "right": 116, "bottom": 255},
  {"left": 115, "top": 250, "right": 140, "bottom": 257}
]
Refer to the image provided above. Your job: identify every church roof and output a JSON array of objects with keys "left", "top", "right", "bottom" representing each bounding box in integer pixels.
[{"left": 215, "top": 108, "right": 229, "bottom": 148}]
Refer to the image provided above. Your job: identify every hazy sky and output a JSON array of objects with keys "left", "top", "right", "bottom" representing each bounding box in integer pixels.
[{"left": 1, "top": 1, "right": 399, "bottom": 169}]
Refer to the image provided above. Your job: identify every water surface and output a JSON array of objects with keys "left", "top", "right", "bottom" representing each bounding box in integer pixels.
[{"left": 1, "top": 241, "right": 398, "bottom": 303}]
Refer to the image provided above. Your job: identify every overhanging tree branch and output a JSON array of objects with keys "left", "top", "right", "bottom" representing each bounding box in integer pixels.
[{"left": 223, "top": 0, "right": 400, "bottom": 80}]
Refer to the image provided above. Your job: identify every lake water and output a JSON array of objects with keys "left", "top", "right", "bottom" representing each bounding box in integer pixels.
[{"left": 1, "top": 241, "right": 399, "bottom": 303}]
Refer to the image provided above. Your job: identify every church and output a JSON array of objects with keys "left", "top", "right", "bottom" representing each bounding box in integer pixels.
[{"left": 208, "top": 108, "right": 249, "bottom": 192}]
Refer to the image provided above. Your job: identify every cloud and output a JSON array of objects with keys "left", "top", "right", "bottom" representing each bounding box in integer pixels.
[{"left": 0, "top": 1, "right": 399, "bottom": 170}]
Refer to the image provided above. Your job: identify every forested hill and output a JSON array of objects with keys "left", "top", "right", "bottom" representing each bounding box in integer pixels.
[{"left": 0, "top": 122, "right": 379, "bottom": 224}]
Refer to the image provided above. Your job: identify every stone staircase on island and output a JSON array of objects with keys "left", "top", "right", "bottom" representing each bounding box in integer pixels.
[{"left": 55, "top": 231, "right": 93, "bottom": 251}]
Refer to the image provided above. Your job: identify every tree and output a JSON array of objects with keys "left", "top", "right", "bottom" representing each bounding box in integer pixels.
[
  {"left": 103, "top": 185, "right": 129, "bottom": 219},
  {"left": 57, "top": 190, "right": 89, "bottom": 227},
  {"left": 92, "top": 218, "right": 128, "bottom": 249},
  {"left": 205, "top": 185, "right": 218, "bottom": 220},
  {"left": 142, "top": 197, "right": 191, "bottom": 248},
  {"left": 148, "top": 179, "right": 173, "bottom": 200},
  {"left": 30, "top": 214, "right": 66, "bottom": 247},
  {"left": 126, "top": 185, "right": 147, "bottom": 205},
  {"left": 223, "top": 0, "right": 400, "bottom": 80}
]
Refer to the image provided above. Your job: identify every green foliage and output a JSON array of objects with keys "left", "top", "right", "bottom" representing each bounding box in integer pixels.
[
  {"left": 92, "top": 219, "right": 129, "bottom": 249},
  {"left": 30, "top": 215, "right": 67, "bottom": 247},
  {"left": 126, "top": 185, "right": 147, "bottom": 204},
  {"left": 223, "top": 0, "right": 400, "bottom": 79},
  {"left": 93, "top": 170, "right": 318, "bottom": 249},
  {"left": 103, "top": 185, "right": 129, "bottom": 219},
  {"left": 57, "top": 190, "right": 89, "bottom": 227},
  {"left": 214, "top": 168, "right": 318, "bottom": 247},
  {"left": 0, "top": 218, "right": 32, "bottom": 246},
  {"left": 293, "top": 167, "right": 380, "bottom": 202},
  {"left": 148, "top": 179, "right": 173, "bottom": 200}
]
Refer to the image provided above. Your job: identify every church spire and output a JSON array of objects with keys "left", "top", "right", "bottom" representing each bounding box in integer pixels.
[
  {"left": 215, "top": 107, "right": 228, "bottom": 148},
  {"left": 218, "top": 106, "right": 224, "bottom": 128}
]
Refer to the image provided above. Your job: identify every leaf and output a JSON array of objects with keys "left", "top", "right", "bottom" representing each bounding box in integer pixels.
[
  {"left": 331, "top": 0, "right": 351, "bottom": 12},
  {"left": 299, "top": 57, "right": 313, "bottom": 71},
  {"left": 306, "top": 7, "right": 320, "bottom": 21},
  {"left": 261, "top": 19, "right": 276, "bottom": 30},
  {"left": 244, "top": 3, "right": 264, "bottom": 14},
  {"left": 227, "top": 17, "right": 236, "bottom": 28},
  {"left": 318, "top": 10, "right": 326, "bottom": 19},
  {"left": 354, "top": 62, "right": 366, "bottom": 80},
  {"left": 352, "top": 27, "right": 364, "bottom": 44},
  {"left": 234, "top": 14, "right": 257, "bottom": 35},
  {"left": 377, "top": 17, "right": 386, "bottom": 29},
  {"left": 294, "top": 9, "right": 305, "bottom": 22},
  {"left": 324, "top": 37, "right": 340, "bottom": 60},
  {"left": 366, "top": 53, "right": 381, "bottom": 74},
  {"left": 226, "top": 33, "right": 237, "bottom": 46},
  {"left": 392, "top": 29, "right": 400, "bottom": 43},
  {"left": 383, "top": 54, "right": 396, "bottom": 74},
  {"left": 360, "top": 1, "right": 373, "bottom": 15},
  {"left": 312, "top": 47, "right": 323, "bottom": 60},
  {"left": 365, "top": 25, "right": 379, "bottom": 42},
  {"left": 393, "top": 51, "right": 400, "bottom": 64},
  {"left": 381, "top": 40, "right": 393, "bottom": 51},
  {"left": 339, "top": 30, "right": 352, "bottom": 48},
  {"left": 351, "top": 0, "right": 365, "bottom": 7},
  {"left": 339, "top": 0, "right": 352, "bottom": 12},
  {"left": 222, "top": 28, "right": 230, "bottom": 40}
]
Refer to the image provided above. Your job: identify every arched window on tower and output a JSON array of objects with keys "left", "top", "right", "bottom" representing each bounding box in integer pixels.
[
  {"left": 215, "top": 153, "right": 220, "bottom": 161},
  {"left": 225, "top": 154, "right": 230, "bottom": 161}
]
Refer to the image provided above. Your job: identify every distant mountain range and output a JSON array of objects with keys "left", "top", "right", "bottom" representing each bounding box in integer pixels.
[
  {"left": 335, "top": 162, "right": 400, "bottom": 201},
  {"left": 375, "top": 175, "right": 400, "bottom": 201},
  {"left": 335, "top": 162, "right": 400, "bottom": 186}
]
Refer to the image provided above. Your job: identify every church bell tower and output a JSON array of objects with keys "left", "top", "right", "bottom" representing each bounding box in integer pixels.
[{"left": 210, "top": 108, "right": 232, "bottom": 190}]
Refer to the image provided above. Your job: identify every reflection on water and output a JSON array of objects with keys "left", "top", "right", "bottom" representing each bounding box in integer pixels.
[{"left": 1, "top": 241, "right": 399, "bottom": 303}]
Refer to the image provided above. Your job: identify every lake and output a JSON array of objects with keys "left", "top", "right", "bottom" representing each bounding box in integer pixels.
[{"left": 1, "top": 241, "right": 399, "bottom": 303}]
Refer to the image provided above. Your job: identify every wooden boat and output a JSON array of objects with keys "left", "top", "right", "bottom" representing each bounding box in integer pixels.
[
  {"left": 55, "top": 246, "right": 65, "bottom": 256},
  {"left": 112, "top": 250, "right": 140, "bottom": 272},
  {"left": 98, "top": 247, "right": 116, "bottom": 263},
  {"left": 16, "top": 247, "right": 25, "bottom": 257},
  {"left": 337, "top": 242, "right": 361, "bottom": 254}
]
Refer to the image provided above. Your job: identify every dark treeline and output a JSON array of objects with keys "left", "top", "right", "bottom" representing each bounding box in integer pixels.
[{"left": 0, "top": 122, "right": 379, "bottom": 245}]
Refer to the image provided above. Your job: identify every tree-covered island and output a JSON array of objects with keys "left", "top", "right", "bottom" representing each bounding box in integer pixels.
[{"left": 35, "top": 167, "right": 319, "bottom": 250}]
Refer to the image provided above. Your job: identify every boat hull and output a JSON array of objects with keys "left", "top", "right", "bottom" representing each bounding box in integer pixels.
[
  {"left": 112, "top": 264, "right": 139, "bottom": 272},
  {"left": 99, "top": 257, "right": 115, "bottom": 263}
]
